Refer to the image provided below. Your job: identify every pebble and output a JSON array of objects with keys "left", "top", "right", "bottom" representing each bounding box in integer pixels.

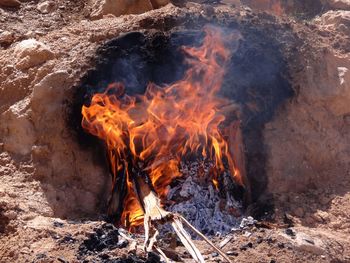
[
  {"left": 266, "top": 237, "right": 275, "bottom": 244},
  {"left": 285, "top": 228, "right": 296, "bottom": 237},
  {"left": 226, "top": 251, "right": 239, "bottom": 256},
  {"left": 57, "top": 256, "right": 68, "bottom": 263},
  {"left": 35, "top": 253, "right": 47, "bottom": 260},
  {"left": 116, "top": 238, "right": 128, "bottom": 248},
  {"left": 278, "top": 242, "right": 285, "bottom": 249},
  {"left": 240, "top": 245, "right": 247, "bottom": 251},
  {"left": 53, "top": 221, "right": 64, "bottom": 228},
  {"left": 240, "top": 242, "right": 253, "bottom": 251},
  {"left": 211, "top": 252, "right": 219, "bottom": 257},
  {"left": 256, "top": 237, "right": 263, "bottom": 244}
]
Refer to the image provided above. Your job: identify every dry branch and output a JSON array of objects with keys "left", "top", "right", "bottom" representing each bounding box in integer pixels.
[{"left": 131, "top": 164, "right": 232, "bottom": 263}]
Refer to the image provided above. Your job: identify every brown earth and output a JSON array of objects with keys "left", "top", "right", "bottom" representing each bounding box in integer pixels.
[{"left": 0, "top": 1, "right": 349, "bottom": 263}]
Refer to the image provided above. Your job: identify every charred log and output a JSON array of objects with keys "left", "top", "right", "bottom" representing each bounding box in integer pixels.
[{"left": 107, "top": 150, "right": 128, "bottom": 224}]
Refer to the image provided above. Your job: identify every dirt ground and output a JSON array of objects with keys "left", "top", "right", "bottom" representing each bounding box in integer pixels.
[{"left": 0, "top": 1, "right": 349, "bottom": 262}]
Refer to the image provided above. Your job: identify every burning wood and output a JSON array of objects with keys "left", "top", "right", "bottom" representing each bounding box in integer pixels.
[
  {"left": 81, "top": 25, "right": 247, "bottom": 261},
  {"left": 130, "top": 160, "right": 232, "bottom": 262}
]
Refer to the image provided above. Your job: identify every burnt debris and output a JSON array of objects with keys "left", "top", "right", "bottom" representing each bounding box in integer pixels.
[{"left": 78, "top": 223, "right": 121, "bottom": 256}]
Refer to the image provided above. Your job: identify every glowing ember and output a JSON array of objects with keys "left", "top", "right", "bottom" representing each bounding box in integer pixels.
[{"left": 81, "top": 26, "right": 243, "bottom": 229}]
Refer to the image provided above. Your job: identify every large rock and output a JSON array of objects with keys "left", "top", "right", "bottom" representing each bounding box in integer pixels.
[
  {"left": 294, "top": 233, "right": 325, "bottom": 255},
  {"left": 31, "top": 70, "right": 70, "bottom": 116},
  {"left": 37, "top": 1, "right": 57, "bottom": 14},
  {"left": 14, "top": 39, "right": 55, "bottom": 70},
  {"left": 90, "top": 0, "right": 169, "bottom": 19},
  {"left": 0, "top": 0, "right": 21, "bottom": 7},
  {"left": 281, "top": 231, "right": 326, "bottom": 255},
  {"left": 0, "top": 98, "right": 35, "bottom": 155}
]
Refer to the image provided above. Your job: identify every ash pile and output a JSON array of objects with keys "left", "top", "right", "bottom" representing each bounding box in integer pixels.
[{"left": 166, "top": 159, "right": 243, "bottom": 236}]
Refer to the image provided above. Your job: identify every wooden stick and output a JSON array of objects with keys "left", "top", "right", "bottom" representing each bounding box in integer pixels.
[
  {"left": 171, "top": 218, "right": 205, "bottom": 263},
  {"left": 131, "top": 166, "right": 206, "bottom": 263},
  {"left": 154, "top": 246, "right": 171, "bottom": 263},
  {"left": 177, "top": 214, "right": 232, "bottom": 263}
]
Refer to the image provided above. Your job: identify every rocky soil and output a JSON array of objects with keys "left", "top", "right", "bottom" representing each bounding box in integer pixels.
[{"left": 0, "top": 0, "right": 349, "bottom": 263}]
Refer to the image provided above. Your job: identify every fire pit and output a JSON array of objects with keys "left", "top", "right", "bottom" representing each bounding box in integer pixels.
[{"left": 71, "top": 18, "right": 294, "bottom": 261}]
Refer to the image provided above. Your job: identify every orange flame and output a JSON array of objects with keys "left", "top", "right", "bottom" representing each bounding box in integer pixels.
[{"left": 82, "top": 26, "right": 243, "bottom": 228}]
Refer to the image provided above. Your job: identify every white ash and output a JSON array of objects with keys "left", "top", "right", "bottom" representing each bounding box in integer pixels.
[
  {"left": 165, "top": 160, "right": 242, "bottom": 236},
  {"left": 239, "top": 216, "right": 257, "bottom": 229}
]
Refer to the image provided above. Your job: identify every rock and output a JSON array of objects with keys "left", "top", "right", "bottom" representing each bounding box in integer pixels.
[
  {"left": 283, "top": 213, "right": 294, "bottom": 227},
  {"left": 53, "top": 221, "right": 64, "bottom": 228},
  {"left": 284, "top": 232, "right": 325, "bottom": 255},
  {"left": 5, "top": 210, "right": 17, "bottom": 220},
  {"left": 240, "top": 242, "right": 253, "bottom": 250},
  {"left": 316, "top": 210, "right": 330, "bottom": 222},
  {"left": 295, "top": 234, "right": 325, "bottom": 255},
  {"left": 90, "top": 0, "right": 159, "bottom": 19},
  {"left": 0, "top": 31, "right": 15, "bottom": 45},
  {"left": 0, "top": 97, "right": 35, "bottom": 155},
  {"left": 37, "top": 1, "right": 56, "bottom": 14},
  {"left": 226, "top": 251, "right": 239, "bottom": 256},
  {"left": 285, "top": 228, "right": 296, "bottom": 237},
  {"left": 31, "top": 70, "right": 70, "bottom": 116},
  {"left": 0, "top": 0, "right": 21, "bottom": 7},
  {"left": 14, "top": 39, "right": 55, "bottom": 70},
  {"left": 116, "top": 238, "right": 128, "bottom": 248},
  {"left": 328, "top": 0, "right": 350, "bottom": 10},
  {"left": 278, "top": 242, "right": 285, "bottom": 249},
  {"left": 57, "top": 257, "right": 68, "bottom": 263}
]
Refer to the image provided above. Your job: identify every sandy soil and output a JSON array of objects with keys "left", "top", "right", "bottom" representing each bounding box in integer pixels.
[{"left": 0, "top": 1, "right": 349, "bottom": 262}]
